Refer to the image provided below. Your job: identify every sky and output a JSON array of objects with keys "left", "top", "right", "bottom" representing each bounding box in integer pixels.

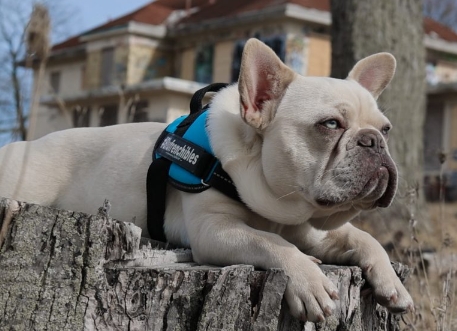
[{"left": 72, "top": 0, "right": 152, "bottom": 37}]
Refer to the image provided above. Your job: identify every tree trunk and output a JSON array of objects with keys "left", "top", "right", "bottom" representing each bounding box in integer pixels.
[
  {"left": 330, "top": 0, "right": 427, "bottom": 226},
  {"left": 0, "top": 197, "right": 407, "bottom": 331}
]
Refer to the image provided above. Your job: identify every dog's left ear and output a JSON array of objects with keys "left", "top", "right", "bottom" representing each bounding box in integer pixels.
[
  {"left": 238, "top": 38, "right": 295, "bottom": 130},
  {"left": 347, "top": 53, "right": 396, "bottom": 100}
]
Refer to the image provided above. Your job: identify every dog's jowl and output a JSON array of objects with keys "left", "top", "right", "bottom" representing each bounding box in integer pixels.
[{"left": 0, "top": 38, "right": 413, "bottom": 322}]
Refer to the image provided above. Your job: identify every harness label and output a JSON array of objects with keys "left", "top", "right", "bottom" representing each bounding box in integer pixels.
[
  {"left": 156, "top": 132, "right": 211, "bottom": 176},
  {"left": 160, "top": 136, "right": 200, "bottom": 165}
]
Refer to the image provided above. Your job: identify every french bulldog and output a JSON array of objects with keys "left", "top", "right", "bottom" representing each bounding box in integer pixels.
[{"left": 0, "top": 38, "right": 413, "bottom": 322}]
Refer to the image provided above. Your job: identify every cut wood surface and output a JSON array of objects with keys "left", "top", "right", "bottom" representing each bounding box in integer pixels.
[{"left": 0, "top": 198, "right": 407, "bottom": 330}]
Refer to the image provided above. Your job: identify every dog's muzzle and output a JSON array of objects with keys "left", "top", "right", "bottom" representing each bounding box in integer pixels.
[
  {"left": 315, "top": 129, "right": 398, "bottom": 209},
  {"left": 355, "top": 130, "right": 397, "bottom": 208}
]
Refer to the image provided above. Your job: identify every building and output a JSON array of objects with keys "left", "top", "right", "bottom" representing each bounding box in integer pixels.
[{"left": 31, "top": 0, "right": 457, "bottom": 199}]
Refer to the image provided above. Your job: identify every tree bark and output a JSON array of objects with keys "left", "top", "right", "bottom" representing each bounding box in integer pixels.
[
  {"left": 330, "top": 0, "right": 427, "bottom": 225},
  {"left": 0, "top": 198, "right": 406, "bottom": 330}
]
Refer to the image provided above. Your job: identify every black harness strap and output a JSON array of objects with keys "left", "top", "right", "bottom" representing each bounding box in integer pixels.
[
  {"left": 146, "top": 157, "right": 169, "bottom": 243},
  {"left": 189, "top": 83, "right": 228, "bottom": 115},
  {"left": 205, "top": 162, "right": 240, "bottom": 202},
  {"left": 147, "top": 83, "right": 240, "bottom": 242}
]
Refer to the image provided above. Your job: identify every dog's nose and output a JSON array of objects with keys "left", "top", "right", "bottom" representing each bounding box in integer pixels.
[
  {"left": 356, "top": 130, "right": 385, "bottom": 152},
  {"left": 358, "top": 133, "right": 376, "bottom": 147}
]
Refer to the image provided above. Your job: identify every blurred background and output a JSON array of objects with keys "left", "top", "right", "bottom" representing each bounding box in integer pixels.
[{"left": 0, "top": 0, "right": 456, "bottom": 329}]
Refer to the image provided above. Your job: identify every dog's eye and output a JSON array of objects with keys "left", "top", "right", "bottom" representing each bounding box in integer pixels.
[
  {"left": 322, "top": 119, "right": 340, "bottom": 130},
  {"left": 381, "top": 125, "right": 391, "bottom": 135}
]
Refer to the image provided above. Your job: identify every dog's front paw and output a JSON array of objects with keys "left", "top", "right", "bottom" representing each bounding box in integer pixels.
[
  {"left": 364, "top": 264, "right": 414, "bottom": 313},
  {"left": 284, "top": 253, "right": 339, "bottom": 322}
]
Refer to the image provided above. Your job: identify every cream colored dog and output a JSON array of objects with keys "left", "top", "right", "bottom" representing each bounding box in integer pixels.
[{"left": 0, "top": 38, "right": 413, "bottom": 322}]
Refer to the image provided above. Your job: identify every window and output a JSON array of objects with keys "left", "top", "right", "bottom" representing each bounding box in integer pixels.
[
  {"left": 100, "top": 47, "right": 115, "bottom": 87},
  {"left": 99, "top": 104, "right": 118, "bottom": 127},
  {"left": 423, "top": 100, "right": 444, "bottom": 173},
  {"left": 194, "top": 44, "right": 214, "bottom": 84},
  {"left": 128, "top": 100, "right": 149, "bottom": 123},
  {"left": 72, "top": 107, "right": 90, "bottom": 127},
  {"left": 81, "top": 65, "right": 86, "bottom": 90},
  {"left": 231, "top": 41, "right": 245, "bottom": 82},
  {"left": 262, "top": 36, "right": 286, "bottom": 61},
  {"left": 50, "top": 71, "right": 61, "bottom": 93},
  {"left": 231, "top": 36, "right": 286, "bottom": 82},
  {"left": 423, "top": 100, "right": 445, "bottom": 201}
]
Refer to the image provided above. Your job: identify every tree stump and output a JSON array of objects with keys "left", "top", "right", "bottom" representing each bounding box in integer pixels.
[{"left": 0, "top": 198, "right": 407, "bottom": 330}]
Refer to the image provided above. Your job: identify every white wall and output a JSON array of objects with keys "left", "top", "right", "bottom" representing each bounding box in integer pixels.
[{"left": 45, "top": 61, "right": 85, "bottom": 97}]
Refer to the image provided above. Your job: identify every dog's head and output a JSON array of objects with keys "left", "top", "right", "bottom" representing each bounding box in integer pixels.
[{"left": 237, "top": 38, "right": 397, "bottom": 230}]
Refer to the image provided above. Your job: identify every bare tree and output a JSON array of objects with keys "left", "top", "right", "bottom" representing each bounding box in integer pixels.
[
  {"left": 423, "top": 0, "right": 457, "bottom": 32},
  {"left": 0, "top": 0, "right": 77, "bottom": 146}
]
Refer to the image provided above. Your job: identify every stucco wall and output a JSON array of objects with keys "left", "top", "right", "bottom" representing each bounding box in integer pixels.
[
  {"left": 45, "top": 61, "right": 85, "bottom": 97},
  {"left": 128, "top": 43, "right": 173, "bottom": 85},
  {"left": 114, "top": 46, "right": 129, "bottom": 86},
  {"left": 178, "top": 28, "right": 330, "bottom": 82},
  {"left": 435, "top": 60, "right": 457, "bottom": 83},
  {"left": 180, "top": 47, "right": 196, "bottom": 81},
  {"left": 86, "top": 50, "right": 102, "bottom": 89},
  {"left": 448, "top": 102, "right": 457, "bottom": 171},
  {"left": 307, "top": 33, "right": 331, "bottom": 77},
  {"left": 213, "top": 41, "right": 233, "bottom": 83}
]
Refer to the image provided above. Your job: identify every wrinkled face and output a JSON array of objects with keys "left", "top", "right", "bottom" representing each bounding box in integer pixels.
[{"left": 261, "top": 76, "right": 397, "bottom": 218}]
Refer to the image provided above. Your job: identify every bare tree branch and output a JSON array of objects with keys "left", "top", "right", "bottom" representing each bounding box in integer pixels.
[{"left": 0, "top": 0, "right": 78, "bottom": 145}]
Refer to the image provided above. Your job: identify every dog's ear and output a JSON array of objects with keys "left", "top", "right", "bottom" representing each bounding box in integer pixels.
[
  {"left": 238, "top": 38, "right": 295, "bottom": 130},
  {"left": 347, "top": 53, "right": 396, "bottom": 100}
]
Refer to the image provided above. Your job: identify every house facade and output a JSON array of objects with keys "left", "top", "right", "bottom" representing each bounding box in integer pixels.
[{"left": 31, "top": 0, "right": 457, "bottom": 199}]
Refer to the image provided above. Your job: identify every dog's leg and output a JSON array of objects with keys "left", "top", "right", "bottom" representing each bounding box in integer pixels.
[
  {"left": 180, "top": 192, "right": 339, "bottom": 322},
  {"left": 291, "top": 222, "right": 414, "bottom": 313}
]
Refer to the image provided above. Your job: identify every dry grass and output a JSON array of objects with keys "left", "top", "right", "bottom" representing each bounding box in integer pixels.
[
  {"left": 354, "top": 197, "right": 457, "bottom": 330},
  {"left": 401, "top": 202, "right": 456, "bottom": 331},
  {"left": 405, "top": 202, "right": 457, "bottom": 331}
]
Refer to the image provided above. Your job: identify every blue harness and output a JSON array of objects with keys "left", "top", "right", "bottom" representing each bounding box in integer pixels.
[
  {"left": 147, "top": 83, "right": 241, "bottom": 242},
  {"left": 154, "top": 111, "right": 220, "bottom": 192}
]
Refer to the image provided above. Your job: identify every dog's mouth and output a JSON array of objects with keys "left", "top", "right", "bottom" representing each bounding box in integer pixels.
[
  {"left": 315, "top": 161, "right": 397, "bottom": 209},
  {"left": 356, "top": 164, "right": 397, "bottom": 208},
  {"left": 374, "top": 163, "right": 397, "bottom": 207}
]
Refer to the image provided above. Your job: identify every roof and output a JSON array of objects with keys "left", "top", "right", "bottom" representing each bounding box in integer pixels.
[
  {"left": 52, "top": 35, "right": 81, "bottom": 51},
  {"left": 51, "top": 0, "right": 457, "bottom": 52},
  {"left": 89, "top": 2, "right": 173, "bottom": 31},
  {"left": 176, "top": 0, "right": 329, "bottom": 24},
  {"left": 52, "top": 2, "right": 175, "bottom": 51},
  {"left": 424, "top": 17, "right": 457, "bottom": 43},
  {"left": 155, "top": 0, "right": 210, "bottom": 10}
]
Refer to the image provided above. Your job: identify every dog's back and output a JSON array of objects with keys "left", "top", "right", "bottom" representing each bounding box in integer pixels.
[{"left": 0, "top": 122, "right": 166, "bottom": 223}]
